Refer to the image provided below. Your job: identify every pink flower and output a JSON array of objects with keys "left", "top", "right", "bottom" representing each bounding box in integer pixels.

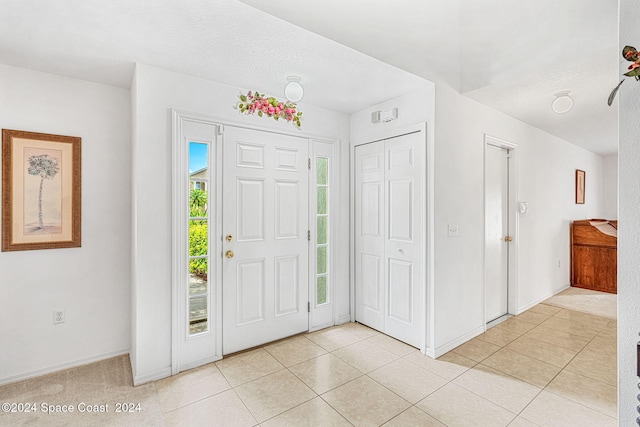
[
  {"left": 262, "top": 107, "right": 268, "bottom": 113},
  {"left": 275, "top": 107, "right": 281, "bottom": 114},
  {"left": 262, "top": 100, "right": 268, "bottom": 106},
  {"left": 628, "top": 62, "right": 640, "bottom": 71},
  {"left": 268, "top": 106, "right": 275, "bottom": 115}
]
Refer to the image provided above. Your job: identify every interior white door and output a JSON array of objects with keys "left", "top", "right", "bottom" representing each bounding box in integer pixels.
[
  {"left": 485, "top": 144, "right": 509, "bottom": 323},
  {"left": 355, "top": 141, "right": 386, "bottom": 332},
  {"left": 384, "top": 133, "right": 422, "bottom": 346},
  {"left": 355, "top": 131, "right": 424, "bottom": 347},
  {"left": 222, "top": 126, "right": 309, "bottom": 354}
]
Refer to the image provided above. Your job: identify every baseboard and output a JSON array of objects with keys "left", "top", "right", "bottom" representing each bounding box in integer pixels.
[
  {"left": 424, "top": 346, "right": 435, "bottom": 358},
  {"left": 0, "top": 348, "right": 129, "bottom": 386},
  {"left": 336, "top": 314, "right": 352, "bottom": 325},
  {"left": 133, "top": 366, "right": 172, "bottom": 386},
  {"left": 517, "top": 284, "right": 570, "bottom": 314},
  {"left": 433, "top": 325, "right": 485, "bottom": 358}
]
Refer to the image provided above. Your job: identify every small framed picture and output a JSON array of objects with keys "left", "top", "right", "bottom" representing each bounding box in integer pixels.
[
  {"left": 575, "top": 169, "right": 585, "bottom": 204},
  {"left": 2, "top": 129, "right": 81, "bottom": 251}
]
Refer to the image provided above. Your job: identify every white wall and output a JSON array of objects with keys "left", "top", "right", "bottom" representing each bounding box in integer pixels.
[
  {"left": 618, "top": 0, "right": 640, "bottom": 423},
  {"left": 131, "top": 63, "right": 350, "bottom": 384},
  {"left": 433, "top": 83, "right": 604, "bottom": 354},
  {"left": 0, "top": 64, "right": 131, "bottom": 384},
  {"left": 602, "top": 154, "right": 618, "bottom": 219}
]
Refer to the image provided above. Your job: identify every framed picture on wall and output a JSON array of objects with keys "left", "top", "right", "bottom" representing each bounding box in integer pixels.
[
  {"left": 575, "top": 169, "right": 586, "bottom": 204},
  {"left": 2, "top": 129, "right": 81, "bottom": 251}
]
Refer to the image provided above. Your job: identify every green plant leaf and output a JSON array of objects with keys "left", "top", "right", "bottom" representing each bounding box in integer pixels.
[
  {"left": 607, "top": 80, "right": 625, "bottom": 106},
  {"left": 258, "top": 110, "right": 263, "bottom": 117},
  {"left": 240, "top": 95, "right": 247, "bottom": 102},
  {"left": 624, "top": 68, "right": 640, "bottom": 77}
]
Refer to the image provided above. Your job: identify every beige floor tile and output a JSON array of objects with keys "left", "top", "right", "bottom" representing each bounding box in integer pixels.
[
  {"left": 164, "top": 389, "right": 256, "bottom": 427},
  {"left": 482, "top": 349, "right": 561, "bottom": 388},
  {"left": 553, "top": 309, "right": 610, "bottom": 329},
  {"left": 500, "top": 318, "right": 542, "bottom": 334},
  {"left": 306, "top": 327, "right": 360, "bottom": 351},
  {"left": 332, "top": 340, "right": 399, "bottom": 373},
  {"left": 260, "top": 397, "right": 350, "bottom": 427},
  {"left": 520, "top": 390, "right": 616, "bottom": 427},
  {"left": 155, "top": 363, "right": 231, "bottom": 413},
  {"left": 527, "top": 303, "right": 562, "bottom": 316},
  {"left": 404, "top": 350, "right": 476, "bottom": 381},
  {"left": 382, "top": 406, "right": 445, "bottom": 426},
  {"left": 564, "top": 348, "right": 617, "bottom": 386},
  {"left": 264, "top": 335, "right": 327, "bottom": 367},
  {"left": 453, "top": 364, "right": 541, "bottom": 413},
  {"left": 235, "top": 370, "right": 316, "bottom": 423},
  {"left": 525, "top": 325, "right": 590, "bottom": 352},
  {"left": 366, "top": 334, "right": 417, "bottom": 356},
  {"left": 505, "top": 335, "right": 577, "bottom": 368},
  {"left": 540, "top": 316, "right": 600, "bottom": 339},
  {"left": 338, "top": 322, "right": 381, "bottom": 340},
  {"left": 546, "top": 369, "right": 617, "bottom": 418},
  {"left": 476, "top": 326, "right": 522, "bottom": 346},
  {"left": 368, "top": 358, "right": 447, "bottom": 403},
  {"left": 417, "top": 383, "right": 515, "bottom": 427},
  {"left": 514, "top": 311, "right": 550, "bottom": 325},
  {"left": 288, "top": 353, "right": 362, "bottom": 394},
  {"left": 451, "top": 337, "right": 501, "bottom": 362},
  {"left": 216, "top": 348, "right": 284, "bottom": 387},
  {"left": 507, "top": 416, "right": 540, "bottom": 426},
  {"left": 322, "top": 376, "right": 410, "bottom": 426}
]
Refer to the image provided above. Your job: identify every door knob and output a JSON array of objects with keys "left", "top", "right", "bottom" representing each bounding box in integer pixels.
[
  {"left": 504, "top": 236, "right": 513, "bottom": 242},
  {"left": 225, "top": 250, "right": 234, "bottom": 258},
  {"left": 226, "top": 235, "right": 233, "bottom": 242}
]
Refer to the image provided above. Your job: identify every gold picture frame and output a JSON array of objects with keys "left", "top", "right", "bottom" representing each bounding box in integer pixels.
[
  {"left": 2, "top": 129, "right": 81, "bottom": 251},
  {"left": 575, "top": 169, "right": 585, "bottom": 205}
]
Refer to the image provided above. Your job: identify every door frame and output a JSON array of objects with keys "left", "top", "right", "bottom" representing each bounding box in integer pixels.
[
  {"left": 483, "top": 134, "right": 519, "bottom": 327},
  {"left": 171, "top": 110, "right": 342, "bottom": 372},
  {"left": 349, "top": 122, "right": 434, "bottom": 355}
]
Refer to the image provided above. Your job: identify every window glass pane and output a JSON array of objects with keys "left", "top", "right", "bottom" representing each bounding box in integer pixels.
[
  {"left": 317, "top": 216, "right": 327, "bottom": 245},
  {"left": 317, "top": 187, "right": 327, "bottom": 215},
  {"left": 317, "top": 157, "right": 328, "bottom": 185},
  {"left": 189, "top": 295, "right": 208, "bottom": 334},
  {"left": 317, "top": 276, "right": 328, "bottom": 305},
  {"left": 189, "top": 259, "right": 208, "bottom": 295},
  {"left": 189, "top": 220, "right": 208, "bottom": 258},
  {"left": 317, "top": 246, "right": 327, "bottom": 274},
  {"left": 189, "top": 187, "right": 208, "bottom": 217}
]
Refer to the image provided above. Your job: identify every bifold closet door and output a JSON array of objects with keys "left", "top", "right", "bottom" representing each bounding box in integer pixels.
[{"left": 355, "top": 131, "right": 423, "bottom": 347}]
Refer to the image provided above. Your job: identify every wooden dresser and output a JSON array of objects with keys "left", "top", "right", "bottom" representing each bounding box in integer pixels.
[{"left": 570, "top": 219, "right": 617, "bottom": 294}]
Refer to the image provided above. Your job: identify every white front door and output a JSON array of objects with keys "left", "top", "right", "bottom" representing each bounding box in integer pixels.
[
  {"left": 355, "top": 130, "right": 424, "bottom": 347},
  {"left": 485, "top": 144, "right": 509, "bottom": 323},
  {"left": 222, "top": 126, "right": 309, "bottom": 354}
]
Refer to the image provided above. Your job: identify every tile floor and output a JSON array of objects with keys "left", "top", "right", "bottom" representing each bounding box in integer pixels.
[{"left": 0, "top": 290, "right": 617, "bottom": 426}]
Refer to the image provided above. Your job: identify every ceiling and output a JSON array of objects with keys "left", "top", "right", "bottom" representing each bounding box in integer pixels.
[{"left": 0, "top": 0, "right": 619, "bottom": 155}]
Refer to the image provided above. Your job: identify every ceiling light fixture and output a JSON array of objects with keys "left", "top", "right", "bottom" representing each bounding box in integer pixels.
[
  {"left": 552, "top": 90, "right": 573, "bottom": 114},
  {"left": 284, "top": 75, "right": 304, "bottom": 103}
]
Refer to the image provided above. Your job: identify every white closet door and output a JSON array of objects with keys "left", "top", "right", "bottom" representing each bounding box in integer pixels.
[
  {"left": 355, "top": 131, "right": 423, "bottom": 348},
  {"left": 222, "top": 126, "right": 309, "bottom": 354},
  {"left": 355, "top": 141, "right": 386, "bottom": 331},
  {"left": 384, "top": 132, "right": 422, "bottom": 347}
]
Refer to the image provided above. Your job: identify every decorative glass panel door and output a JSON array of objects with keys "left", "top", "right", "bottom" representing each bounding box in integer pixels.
[
  {"left": 172, "top": 115, "right": 221, "bottom": 374},
  {"left": 310, "top": 140, "right": 335, "bottom": 330}
]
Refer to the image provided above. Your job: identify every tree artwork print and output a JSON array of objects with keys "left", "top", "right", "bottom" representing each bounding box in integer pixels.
[{"left": 24, "top": 148, "right": 62, "bottom": 234}]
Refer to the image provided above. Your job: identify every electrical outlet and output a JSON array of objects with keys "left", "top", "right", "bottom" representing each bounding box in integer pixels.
[
  {"left": 448, "top": 224, "right": 459, "bottom": 237},
  {"left": 53, "top": 310, "right": 65, "bottom": 324}
]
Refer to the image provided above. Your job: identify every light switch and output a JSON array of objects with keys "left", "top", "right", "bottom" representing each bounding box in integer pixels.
[{"left": 448, "top": 224, "right": 459, "bottom": 237}]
